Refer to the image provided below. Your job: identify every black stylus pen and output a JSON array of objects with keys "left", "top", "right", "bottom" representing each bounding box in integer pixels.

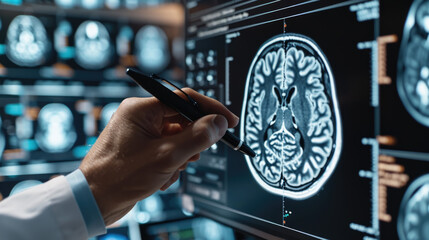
[{"left": 126, "top": 68, "right": 256, "bottom": 158}]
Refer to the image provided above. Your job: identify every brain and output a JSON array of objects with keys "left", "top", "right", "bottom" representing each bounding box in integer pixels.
[
  {"left": 240, "top": 34, "right": 342, "bottom": 199},
  {"left": 6, "top": 15, "right": 49, "bottom": 67},
  {"left": 398, "top": 0, "right": 429, "bottom": 126},
  {"left": 398, "top": 175, "right": 429, "bottom": 240}
]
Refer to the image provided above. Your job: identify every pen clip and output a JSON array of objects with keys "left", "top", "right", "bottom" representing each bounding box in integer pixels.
[{"left": 151, "top": 74, "right": 199, "bottom": 110}]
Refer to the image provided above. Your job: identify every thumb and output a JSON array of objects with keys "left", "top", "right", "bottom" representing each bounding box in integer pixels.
[{"left": 166, "top": 114, "right": 228, "bottom": 166}]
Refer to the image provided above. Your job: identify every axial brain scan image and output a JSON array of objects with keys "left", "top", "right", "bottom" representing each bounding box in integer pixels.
[
  {"left": 398, "top": 174, "right": 429, "bottom": 240},
  {"left": 398, "top": 0, "right": 429, "bottom": 127},
  {"left": 35, "top": 103, "right": 77, "bottom": 153},
  {"left": 135, "top": 25, "right": 170, "bottom": 73},
  {"left": 74, "top": 21, "right": 112, "bottom": 70},
  {"left": 6, "top": 15, "right": 49, "bottom": 67},
  {"left": 240, "top": 33, "right": 342, "bottom": 199}
]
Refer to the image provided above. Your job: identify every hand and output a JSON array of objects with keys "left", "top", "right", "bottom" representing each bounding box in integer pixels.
[{"left": 79, "top": 88, "right": 239, "bottom": 225}]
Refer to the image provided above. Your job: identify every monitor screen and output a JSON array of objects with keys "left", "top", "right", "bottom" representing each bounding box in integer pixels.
[
  {"left": 179, "top": 0, "right": 423, "bottom": 239},
  {"left": 0, "top": 3, "right": 184, "bottom": 175},
  {"left": 378, "top": 0, "right": 429, "bottom": 240}
]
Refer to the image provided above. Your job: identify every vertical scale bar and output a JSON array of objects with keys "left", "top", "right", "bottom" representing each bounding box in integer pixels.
[
  {"left": 282, "top": 18, "right": 287, "bottom": 226},
  {"left": 225, "top": 57, "right": 234, "bottom": 106},
  {"left": 371, "top": 41, "right": 379, "bottom": 107},
  {"left": 371, "top": 139, "right": 380, "bottom": 235},
  {"left": 362, "top": 138, "right": 380, "bottom": 237}
]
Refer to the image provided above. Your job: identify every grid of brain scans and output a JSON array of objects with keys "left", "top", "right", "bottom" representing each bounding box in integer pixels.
[
  {"left": 0, "top": 2, "right": 187, "bottom": 238},
  {"left": 0, "top": 6, "right": 183, "bottom": 167}
]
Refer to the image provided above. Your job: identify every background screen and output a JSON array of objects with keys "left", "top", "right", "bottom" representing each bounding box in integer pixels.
[{"left": 182, "top": 1, "right": 429, "bottom": 239}]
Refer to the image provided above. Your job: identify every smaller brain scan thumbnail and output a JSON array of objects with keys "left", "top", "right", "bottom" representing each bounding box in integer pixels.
[
  {"left": 398, "top": 174, "right": 429, "bottom": 240},
  {"left": 134, "top": 25, "right": 170, "bottom": 73},
  {"left": 398, "top": 0, "right": 429, "bottom": 127},
  {"left": 35, "top": 103, "right": 77, "bottom": 153},
  {"left": 240, "top": 33, "right": 342, "bottom": 200},
  {"left": 6, "top": 15, "right": 49, "bottom": 67},
  {"left": 74, "top": 21, "right": 112, "bottom": 70}
]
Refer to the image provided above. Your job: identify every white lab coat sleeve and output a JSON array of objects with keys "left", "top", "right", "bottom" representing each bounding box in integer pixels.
[{"left": 0, "top": 175, "right": 88, "bottom": 240}]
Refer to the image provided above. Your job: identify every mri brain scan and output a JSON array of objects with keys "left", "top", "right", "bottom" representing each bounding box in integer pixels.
[
  {"left": 135, "top": 25, "right": 170, "bottom": 73},
  {"left": 398, "top": 174, "right": 429, "bottom": 240},
  {"left": 398, "top": 0, "right": 429, "bottom": 126},
  {"left": 6, "top": 15, "right": 49, "bottom": 67},
  {"left": 35, "top": 103, "right": 77, "bottom": 153},
  {"left": 240, "top": 33, "right": 342, "bottom": 199},
  {"left": 75, "top": 21, "right": 112, "bottom": 70}
]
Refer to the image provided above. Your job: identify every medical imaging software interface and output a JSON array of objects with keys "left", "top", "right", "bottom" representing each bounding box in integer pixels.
[
  {"left": 0, "top": 6, "right": 181, "bottom": 166},
  {"left": 182, "top": 0, "right": 429, "bottom": 239},
  {"left": 0, "top": 2, "right": 190, "bottom": 239}
]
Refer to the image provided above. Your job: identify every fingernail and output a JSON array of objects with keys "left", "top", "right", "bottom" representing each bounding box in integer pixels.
[
  {"left": 212, "top": 115, "right": 227, "bottom": 137},
  {"left": 233, "top": 115, "right": 239, "bottom": 124}
]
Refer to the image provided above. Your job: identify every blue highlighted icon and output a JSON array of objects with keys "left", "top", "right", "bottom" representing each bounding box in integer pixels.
[
  {"left": 1, "top": 0, "right": 22, "bottom": 6},
  {"left": 0, "top": 44, "right": 5, "bottom": 55},
  {"left": 86, "top": 136, "right": 97, "bottom": 145},
  {"left": 5, "top": 103, "right": 24, "bottom": 116},
  {"left": 21, "top": 139, "right": 38, "bottom": 151},
  {"left": 73, "top": 145, "right": 90, "bottom": 158}
]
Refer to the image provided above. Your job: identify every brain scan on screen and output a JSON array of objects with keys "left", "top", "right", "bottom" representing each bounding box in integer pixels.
[
  {"left": 398, "top": 174, "right": 429, "bottom": 240},
  {"left": 134, "top": 25, "right": 170, "bottom": 73},
  {"left": 240, "top": 33, "right": 342, "bottom": 199},
  {"left": 6, "top": 15, "right": 49, "bottom": 67},
  {"left": 398, "top": 0, "right": 429, "bottom": 127},
  {"left": 35, "top": 103, "right": 77, "bottom": 153},
  {"left": 74, "top": 21, "right": 112, "bottom": 70}
]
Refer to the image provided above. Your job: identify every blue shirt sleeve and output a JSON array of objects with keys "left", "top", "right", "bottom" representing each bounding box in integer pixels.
[{"left": 66, "top": 169, "right": 106, "bottom": 237}]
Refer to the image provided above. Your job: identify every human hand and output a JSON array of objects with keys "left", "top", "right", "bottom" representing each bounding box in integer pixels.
[{"left": 79, "top": 88, "right": 239, "bottom": 225}]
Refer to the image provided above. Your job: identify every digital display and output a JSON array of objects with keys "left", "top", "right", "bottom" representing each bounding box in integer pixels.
[
  {"left": 378, "top": 1, "right": 429, "bottom": 240},
  {"left": 0, "top": 10, "right": 179, "bottom": 85},
  {"left": 180, "top": 0, "right": 402, "bottom": 239},
  {"left": 0, "top": 3, "right": 183, "bottom": 177}
]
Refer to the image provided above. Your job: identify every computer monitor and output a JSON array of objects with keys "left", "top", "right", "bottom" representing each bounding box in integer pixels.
[
  {"left": 378, "top": 0, "right": 429, "bottom": 240},
  {"left": 180, "top": 1, "right": 427, "bottom": 239},
  {"left": 0, "top": 3, "right": 183, "bottom": 175}
]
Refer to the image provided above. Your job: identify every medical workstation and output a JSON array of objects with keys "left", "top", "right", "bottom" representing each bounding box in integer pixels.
[{"left": 0, "top": 0, "right": 428, "bottom": 239}]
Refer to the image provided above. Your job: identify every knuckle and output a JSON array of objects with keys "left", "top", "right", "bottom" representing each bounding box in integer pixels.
[{"left": 195, "top": 123, "right": 216, "bottom": 144}]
